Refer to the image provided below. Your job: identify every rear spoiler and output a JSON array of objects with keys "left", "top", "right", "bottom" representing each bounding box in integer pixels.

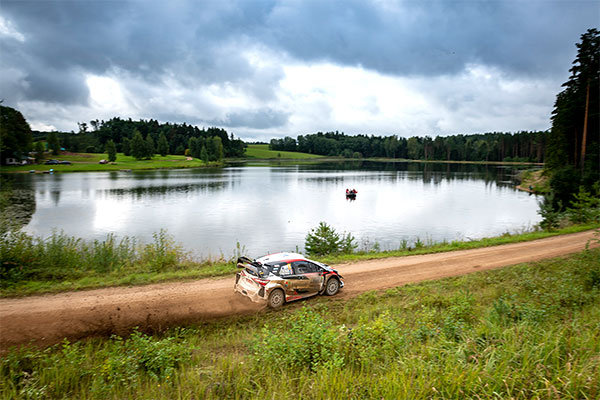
[{"left": 236, "top": 256, "right": 265, "bottom": 277}]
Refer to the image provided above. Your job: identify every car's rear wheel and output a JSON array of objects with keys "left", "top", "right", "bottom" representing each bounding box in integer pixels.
[
  {"left": 267, "top": 289, "right": 285, "bottom": 309},
  {"left": 325, "top": 277, "right": 340, "bottom": 296}
]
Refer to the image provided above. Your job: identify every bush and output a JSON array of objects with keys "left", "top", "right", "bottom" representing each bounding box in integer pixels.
[
  {"left": 252, "top": 308, "right": 343, "bottom": 371},
  {"left": 537, "top": 194, "right": 563, "bottom": 230},
  {"left": 549, "top": 166, "right": 581, "bottom": 210},
  {"left": 567, "top": 184, "right": 600, "bottom": 224},
  {"left": 141, "top": 229, "right": 187, "bottom": 272},
  {"left": 305, "top": 222, "right": 356, "bottom": 256}
]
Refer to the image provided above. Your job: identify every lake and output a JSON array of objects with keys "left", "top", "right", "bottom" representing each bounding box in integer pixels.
[{"left": 11, "top": 161, "right": 541, "bottom": 258}]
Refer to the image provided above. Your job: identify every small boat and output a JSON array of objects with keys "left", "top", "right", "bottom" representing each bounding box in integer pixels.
[{"left": 345, "top": 189, "right": 358, "bottom": 199}]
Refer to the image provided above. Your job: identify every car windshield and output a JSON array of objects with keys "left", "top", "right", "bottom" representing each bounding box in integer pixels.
[{"left": 313, "top": 260, "right": 330, "bottom": 270}]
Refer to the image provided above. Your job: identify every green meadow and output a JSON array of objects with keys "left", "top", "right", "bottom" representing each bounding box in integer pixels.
[{"left": 1, "top": 153, "right": 215, "bottom": 173}]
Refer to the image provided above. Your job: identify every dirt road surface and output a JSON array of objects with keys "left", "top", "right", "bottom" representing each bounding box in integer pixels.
[{"left": 1, "top": 230, "right": 597, "bottom": 351}]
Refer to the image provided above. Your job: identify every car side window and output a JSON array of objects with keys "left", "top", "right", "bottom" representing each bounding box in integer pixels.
[
  {"left": 292, "top": 261, "right": 318, "bottom": 274},
  {"left": 279, "top": 263, "right": 293, "bottom": 276},
  {"left": 307, "top": 262, "right": 321, "bottom": 273}
]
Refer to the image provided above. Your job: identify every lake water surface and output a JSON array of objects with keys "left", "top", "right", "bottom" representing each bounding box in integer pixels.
[{"left": 13, "top": 161, "right": 542, "bottom": 258}]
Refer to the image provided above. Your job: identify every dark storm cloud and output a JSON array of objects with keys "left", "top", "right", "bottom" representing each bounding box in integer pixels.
[
  {"left": 0, "top": 0, "right": 597, "bottom": 130},
  {"left": 0, "top": 0, "right": 278, "bottom": 105},
  {"left": 262, "top": 0, "right": 597, "bottom": 77}
]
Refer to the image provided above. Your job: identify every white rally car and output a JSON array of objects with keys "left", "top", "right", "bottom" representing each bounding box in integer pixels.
[{"left": 234, "top": 252, "right": 344, "bottom": 308}]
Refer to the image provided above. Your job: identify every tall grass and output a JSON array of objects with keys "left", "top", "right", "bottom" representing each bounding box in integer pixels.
[
  {"left": 1, "top": 248, "right": 598, "bottom": 399},
  {"left": 1, "top": 224, "right": 598, "bottom": 297},
  {"left": 0, "top": 229, "right": 195, "bottom": 293}
]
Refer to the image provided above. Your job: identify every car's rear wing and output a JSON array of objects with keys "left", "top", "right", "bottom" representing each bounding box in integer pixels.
[{"left": 236, "top": 256, "right": 266, "bottom": 277}]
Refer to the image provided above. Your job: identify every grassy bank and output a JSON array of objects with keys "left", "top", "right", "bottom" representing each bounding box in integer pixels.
[
  {"left": 2, "top": 248, "right": 598, "bottom": 399},
  {"left": 516, "top": 169, "right": 551, "bottom": 194},
  {"left": 1, "top": 224, "right": 598, "bottom": 297},
  {"left": 243, "top": 144, "right": 324, "bottom": 159},
  {"left": 1, "top": 153, "right": 218, "bottom": 173}
]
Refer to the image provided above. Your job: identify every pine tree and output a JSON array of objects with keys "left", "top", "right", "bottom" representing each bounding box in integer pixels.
[
  {"left": 548, "top": 29, "right": 599, "bottom": 177},
  {"left": 546, "top": 28, "right": 600, "bottom": 206},
  {"left": 144, "top": 134, "right": 155, "bottom": 158},
  {"left": 130, "top": 130, "right": 146, "bottom": 160},
  {"left": 122, "top": 137, "right": 131, "bottom": 156},
  {"left": 188, "top": 137, "right": 200, "bottom": 158},
  {"left": 106, "top": 139, "right": 117, "bottom": 162},
  {"left": 157, "top": 133, "right": 168, "bottom": 156}
]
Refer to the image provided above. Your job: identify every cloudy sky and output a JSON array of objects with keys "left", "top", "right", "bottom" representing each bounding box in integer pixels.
[{"left": 1, "top": 0, "right": 597, "bottom": 141}]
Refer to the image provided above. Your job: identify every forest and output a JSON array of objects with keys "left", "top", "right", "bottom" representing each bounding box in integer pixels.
[
  {"left": 270, "top": 130, "right": 547, "bottom": 163},
  {"left": 32, "top": 118, "right": 246, "bottom": 160}
]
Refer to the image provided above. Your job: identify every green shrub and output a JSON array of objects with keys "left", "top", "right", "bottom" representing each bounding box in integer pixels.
[
  {"left": 567, "top": 184, "right": 600, "bottom": 224},
  {"left": 252, "top": 308, "right": 343, "bottom": 371},
  {"left": 86, "top": 234, "right": 137, "bottom": 273},
  {"left": 344, "top": 311, "right": 406, "bottom": 366},
  {"left": 141, "top": 229, "right": 187, "bottom": 272},
  {"left": 305, "top": 222, "right": 356, "bottom": 256}
]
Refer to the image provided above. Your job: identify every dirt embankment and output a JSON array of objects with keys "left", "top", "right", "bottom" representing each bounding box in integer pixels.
[{"left": 0, "top": 230, "right": 597, "bottom": 351}]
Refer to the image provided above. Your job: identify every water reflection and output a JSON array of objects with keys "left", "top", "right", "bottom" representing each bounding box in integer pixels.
[
  {"left": 102, "top": 181, "right": 228, "bottom": 199},
  {"left": 7, "top": 161, "right": 541, "bottom": 257},
  {"left": 0, "top": 175, "right": 36, "bottom": 228}
]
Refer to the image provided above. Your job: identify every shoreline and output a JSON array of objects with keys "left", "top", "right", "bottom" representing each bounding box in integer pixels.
[{"left": 1, "top": 153, "right": 545, "bottom": 174}]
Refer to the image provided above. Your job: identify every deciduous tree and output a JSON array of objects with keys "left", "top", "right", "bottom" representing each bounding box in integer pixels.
[{"left": 0, "top": 105, "right": 32, "bottom": 164}]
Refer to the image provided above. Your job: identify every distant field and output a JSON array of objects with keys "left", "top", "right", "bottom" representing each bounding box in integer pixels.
[
  {"left": 1, "top": 153, "right": 214, "bottom": 173},
  {"left": 244, "top": 144, "right": 323, "bottom": 159}
]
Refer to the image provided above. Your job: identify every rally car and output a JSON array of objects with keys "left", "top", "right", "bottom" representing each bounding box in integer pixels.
[{"left": 234, "top": 252, "right": 344, "bottom": 308}]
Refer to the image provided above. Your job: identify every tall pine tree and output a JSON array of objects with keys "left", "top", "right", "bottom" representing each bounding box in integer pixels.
[
  {"left": 157, "top": 133, "right": 168, "bottom": 156},
  {"left": 547, "top": 28, "right": 599, "bottom": 199},
  {"left": 130, "top": 130, "right": 146, "bottom": 160}
]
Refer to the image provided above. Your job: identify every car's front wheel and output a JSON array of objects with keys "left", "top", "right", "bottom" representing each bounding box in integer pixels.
[
  {"left": 325, "top": 278, "right": 340, "bottom": 296},
  {"left": 267, "top": 289, "right": 285, "bottom": 309}
]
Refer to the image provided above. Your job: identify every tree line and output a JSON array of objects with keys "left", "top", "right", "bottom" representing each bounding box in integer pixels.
[
  {"left": 270, "top": 130, "right": 547, "bottom": 163},
  {"left": 33, "top": 117, "right": 245, "bottom": 161}
]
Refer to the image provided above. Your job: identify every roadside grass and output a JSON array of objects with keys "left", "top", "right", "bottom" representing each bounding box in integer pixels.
[
  {"left": 1, "top": 224, "right": 598, "bottom": 297},
  {"left": 1, "top": 248, "right": 598, "bottom": 399},
  {"left": 0, "top": 153, "right": 217, "bottom": 173},
  {"left": 244, "top": 144, "right": 324, "bottom": 159}
]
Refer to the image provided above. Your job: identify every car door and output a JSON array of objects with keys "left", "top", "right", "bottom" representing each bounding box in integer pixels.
[
  {"left": 277, "top": 263, "right": 300, "bottom": 298},
  {"left": 292, "top": 261, "right": 323, "bottom": 295}
]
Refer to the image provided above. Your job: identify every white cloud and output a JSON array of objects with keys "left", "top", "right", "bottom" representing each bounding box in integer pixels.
[
  {"left": 86, "top": 74, "right": 130, "bottom": 112},
  {"left": 0, "top": 15, "right": 25, "bottom": 42}
]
